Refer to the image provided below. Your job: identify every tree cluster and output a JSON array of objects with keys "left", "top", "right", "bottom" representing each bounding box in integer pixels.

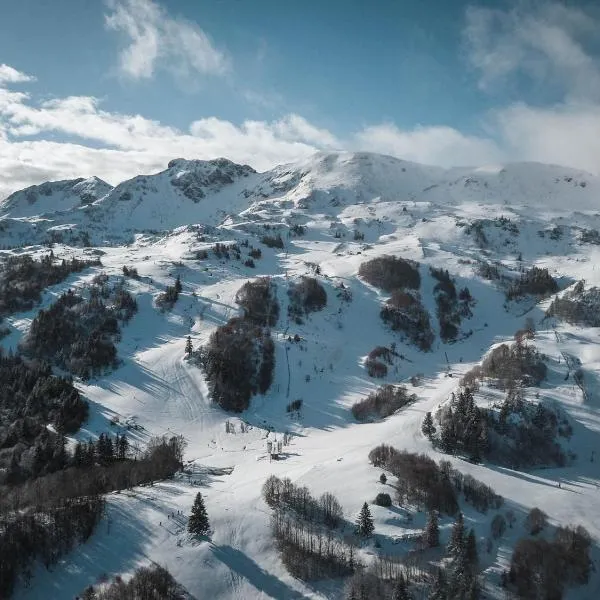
[
  {"left": 430, "top": 267, "right": 474, "bottom": 342},
  {"left": 0, "top": 353, "right": 88, "bottom": 484},
  {"left": 0, "top": 495, "right": 105, "bottom": 598},
  {"left": 262, "top": 475, "right": 355, "bottom": 580},
  {"left": 506, "top": 266, "right": 559, "bottom": 300},
  {"left": 121, "top": 265, "right": 139, "bottom": 279},
  {"left": 197, "top": 279, "right": 278, "bottom": 412},
  {"left": 546, "top": 280, "right": 600, "bottom": 327},
  {"left": 235, "top": 277, "right": 279, "bottom": 326},
  {"left": 198, "top": 316, "right": 274, "bottom": 412},
  {"left": 433, "top": 383, "right": 568, "bottom": 468},
  {"left": 351, "top": 385, "right": 416, "bottom": 422},
  {"left": 0, "top": 253, "right": 101, "bottom": 318},
  {"left": 368, "top": 446, "right": 458, "bottom": 515},
  {"left": 80, "top": 564, "right": 189, "bottom": 600},
  {"left": 156, "top": 275, "right": 182, "bottom": 311},
  {"left": 20, "top": 278, "right": 137, "bottom": 379},
  {"left": 0, "top": 435, "right": 185, "bottom": 515},
  {"left": 480, "top": 341, "right": 547, "bottom": 389},
  {"left": 439, "top": 513, "right": 480, "bottom": 599},
  {"left": 287, "top": 276, "right": 327, "bottom": 323},
  {"left": 365, "top": 345, "right": 398, "bottom": 378},
  {"left": 440, "top": 461, "right": 503, "bottom": 514},
  {"left": 380, "top": 291, "right": 433, "bottom": 351},
  {"left": 359, "top": 255, "right": 421, "bottom": 291},
  {"left": 508, "top": 524, "right": 591, "bottom": 599},
  {"left": 262, "top": 475, "right": 343, "bottom": 528},
  {"left": 261, "top": 233, "right": 284, "bottom": 249}
]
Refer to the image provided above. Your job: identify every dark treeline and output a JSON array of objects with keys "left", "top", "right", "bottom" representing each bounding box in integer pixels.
[
  {"left": 0, "top": 352, "right": 88, "bottom": 485},
  {"left": 0, "top": 495, "right": 105, "bottom": 598},
  {"left": 0, "top": 436, "right": 184, "bottom": 598},
  {"left": 20, "top": 275, "right": 137, "bottom": 379},
  {"left": 1, "top": 435, "right": 185, "bottom": 513},
  {"left": 197, "top": 278, "right": 277, "bottom": 412},
  {"left": 80, "top": 564, "right": 189, "bottom": 600},
  {"left": 0, "top": 252, "right": 101, "bottom": 318}
]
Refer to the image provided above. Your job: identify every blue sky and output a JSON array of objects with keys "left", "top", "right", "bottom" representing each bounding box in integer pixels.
[{"left": 0, "top": 0, "right": 599, "bottom": 197}]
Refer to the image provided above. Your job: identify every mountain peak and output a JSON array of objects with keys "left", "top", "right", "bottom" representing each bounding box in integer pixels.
[{"left": 0, "top": 176, "right": 112, "bottom": 218}]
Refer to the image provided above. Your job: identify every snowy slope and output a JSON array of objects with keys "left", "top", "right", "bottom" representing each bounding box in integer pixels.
[{"left": 2, "top": 151, "right": 600, "bottom": 599}]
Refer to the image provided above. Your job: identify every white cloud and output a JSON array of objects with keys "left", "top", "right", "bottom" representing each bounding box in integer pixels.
[
  {"left": 104, "top": 0, "right": 229, "bottom": 81},
  {"left": 492, "top": 102, "right": 600, "bottom": 174},
  {"left": 0, "top": 64, "right": 36, "bottom": 84},
  {"left": 464, "top": 3, "right": 600, "bottom": 100},
  {"left": 461, "top": 2, "right": 600, "bottom": 175},
  {"left": 355, "top": 123, "right": 504, "bottom": 168}
]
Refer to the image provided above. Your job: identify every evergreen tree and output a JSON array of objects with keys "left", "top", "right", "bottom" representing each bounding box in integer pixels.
[
  {"left": 379, "top": 472, "right": 387, "bottom": 485},
  {"left": 392, "top": 574, "right": 411, "bottom": 600},
  {"left": 429, "top": 569, "right": 448, "bottom": 600},
  {"left": 117, "top": 434, "right": 129, "bottom": 460},
  {"left": 188, "top": 492, "right": 210, "bottom": 536},
  {"left": 422, "top": 411, "right": 436, "bottom": 438},
  {"left": 448, "top": 512, "right": 466, "bottom": 559},
  {"left": 185, "top": 336, "right": 193, "bottom": 356},
  {"left": 73, "top": 442, "right": 85, "bottom": 468},
  {"left": 356, "top": 502, "right": 375, "bottom": 537},
  {"left": 424, "top": 510, "right": 440, "bottom": 548},
  {"left": 175, "top": 275, "right": 183, "bottom": 294},
  {"left": 465, "top": 529, "right": 478, "bottom": 569}
]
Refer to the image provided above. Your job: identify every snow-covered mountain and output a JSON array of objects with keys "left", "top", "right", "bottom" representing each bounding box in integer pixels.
[
  {"left": 2, "top": 151, "right": 600, "bottom": 600},
  {"left": 1, "top": 152, "right": 598, "bottom": 246},
  {"left": 0, "top": 176, "right": 112, "bottom": 219}
]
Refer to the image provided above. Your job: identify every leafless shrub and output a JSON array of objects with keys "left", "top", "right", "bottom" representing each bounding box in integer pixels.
[{"left": 352, "top": 385, "right": 416, "bottom": 422}]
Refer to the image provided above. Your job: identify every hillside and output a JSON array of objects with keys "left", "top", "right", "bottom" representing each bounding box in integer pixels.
[{"left": 1, "top": 151, "right": 600, "bottom": 600}]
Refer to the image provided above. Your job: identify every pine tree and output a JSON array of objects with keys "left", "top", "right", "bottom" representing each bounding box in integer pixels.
[
  {"left": 175, "top": 275, "right": 182, "bottom": 294},
  {"left": 392, "top": 574, "right": 411, "bottom": 600},
  {"left": 188, "top": 492, "right": 210, "bottom": 536},
  {"left": 185, "top": 336, "right": 193, "bottom": 356},
  {"left": 422, "top": 411, "right": 436, "bottom": 438},
  {"left": 117, "top": 434, "right": 129, "bottom": 460},
  {"left": 379, "top": 472, "right": 387, "bottom": 485},
  {"left": 429, "top": 569, "right": 448, "bottom": 600},
  {"left": 424, "top": 510, "right": 440, "bottom": 548},
  {"left": 356, "top": 502, "right": 374, "bottom": 537},
  {"left": 465, "top": 529, "right": 478, "bottom": 569},
  {"left": 448, "top": 512, "right": 466, "bottom": 559}
]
